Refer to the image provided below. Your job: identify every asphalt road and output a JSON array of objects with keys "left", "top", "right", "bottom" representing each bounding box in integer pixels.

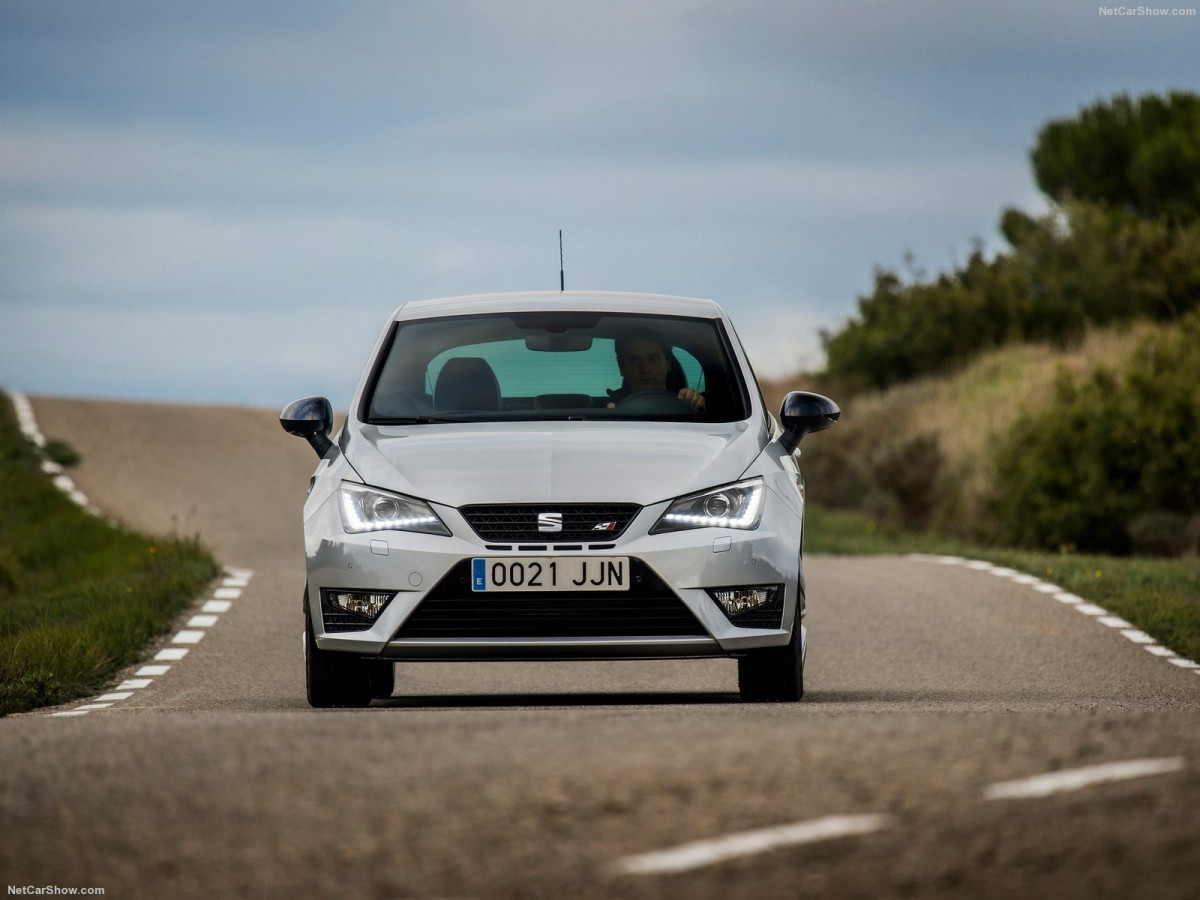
[{"left": 3, "top": 396, "right": 1199, "bottom": 899}]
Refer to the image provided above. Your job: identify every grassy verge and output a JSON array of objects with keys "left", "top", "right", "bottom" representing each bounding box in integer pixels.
[
  {"left": 806, "top": 504, "right": 1200, "bottom": 662},
  {"left": 0, "top": 392, "right": 220, "bottom": 715}
]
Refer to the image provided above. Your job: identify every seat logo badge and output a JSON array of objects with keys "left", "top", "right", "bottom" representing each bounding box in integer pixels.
[{"left": 537, "top": 512, "right": 563, "bottom": 533}]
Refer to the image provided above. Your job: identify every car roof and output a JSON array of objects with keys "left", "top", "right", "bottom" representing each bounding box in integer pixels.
[{"left": 391, "top": 291, "right": 726, "bottom": 321}]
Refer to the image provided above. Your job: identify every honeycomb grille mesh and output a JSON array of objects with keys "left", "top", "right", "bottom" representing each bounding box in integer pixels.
[{"left": 459, "top": 504, "right": 640, "bottom": 542}]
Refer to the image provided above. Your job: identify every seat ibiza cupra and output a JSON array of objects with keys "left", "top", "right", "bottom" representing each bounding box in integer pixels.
[{"left": 281, "top": 292, "right": 838, "bottom": 706}]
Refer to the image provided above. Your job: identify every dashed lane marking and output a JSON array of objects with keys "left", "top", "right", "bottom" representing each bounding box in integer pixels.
[
  {"left": 6, "top": 391, "right": 259, "bottom": 720},
  {"left": 9, "top": 391, "right": 99, "bottom": 515},
  {"left": 984, "top": 757, "right": 1186, "bottom": 800},
  {"left": 47, "top": 567, "right": 254, "bottom": 717},
  {"left": 612, "top": 814, "right": 891, "bottom": 876},
  {"left": 610, "top": 756, "right": 1190, "bottom": 877},
  {"left": 908, "top": 554, "right": 1200, "bottom": 677}
]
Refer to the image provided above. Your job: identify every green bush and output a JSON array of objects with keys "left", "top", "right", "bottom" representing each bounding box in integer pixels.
[
  {"left": 43, "top": 438, "right": 81, "bottom": 468},
  {"left": 802, "top": 428, "right": 945, "bottom": 534},
  {"left": 989, "top": 311, "right": 1200, "bottom": 553},
  {"left": 822, "top": 202, "right": 1200, "bottom": 392},
  {"left": 1128, "top": 511, "right": 1191, "bottom": 557}
]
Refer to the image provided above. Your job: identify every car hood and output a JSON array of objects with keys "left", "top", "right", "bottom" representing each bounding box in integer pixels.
[{"left": 345, "top": 422, "right": 765, "bottom": 508}]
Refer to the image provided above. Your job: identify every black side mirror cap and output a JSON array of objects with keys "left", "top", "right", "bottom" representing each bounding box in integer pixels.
[
  {"left": 778, "top": 391, "right": 840, "bottom": 454},
  {"left": 280, "top": 396, "right": 335, "bottom": 459}
]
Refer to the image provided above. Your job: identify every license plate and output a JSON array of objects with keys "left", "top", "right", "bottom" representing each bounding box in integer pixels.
[{"left": 471, "top": 557, "right": 629, "bottom": 592}]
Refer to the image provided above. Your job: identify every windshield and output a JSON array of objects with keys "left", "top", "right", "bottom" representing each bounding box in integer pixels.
[{"left": 363, "top": 311, "right": 750, "bottom": 424}]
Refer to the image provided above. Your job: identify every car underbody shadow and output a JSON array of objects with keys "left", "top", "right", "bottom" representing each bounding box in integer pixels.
[{"left": 372, "top": 690, "right": 742, "bottom": 709}]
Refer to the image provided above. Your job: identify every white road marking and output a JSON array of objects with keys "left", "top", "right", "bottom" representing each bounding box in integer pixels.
[
  {"left": 10, "top": 392, "right": 99, "bottom": 514},
  {"left": 40, "top": 567, "right": 254, "bottom": 716},
  {"left": 612, "top": 814, "right": 890, "bottom": 876},
  {"left": 67, "top": 564, "right": 250, "bottom": 714},
  {"left": 985, "top": 758, "right": 1185, "bottom": 800},
  {"left": 907, "top": 554, "right": 1198, "bottom": 678},
  {"left": 1145, "top": 645, "right": 1177, "bottom": 657},
  {"left": 213, "top": 587, "right": 242, "bottom": 600},
  {"left": 1120, "top": 629, "right": 1156, "bottom": 644}
]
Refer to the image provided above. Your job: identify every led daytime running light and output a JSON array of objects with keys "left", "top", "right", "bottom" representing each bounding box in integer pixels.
[
  {"left": 654, "top": 479, "right": 764, "bottom": 533},
  {"left": 338, "top": 483, "right": 449, "bottom": 535}
]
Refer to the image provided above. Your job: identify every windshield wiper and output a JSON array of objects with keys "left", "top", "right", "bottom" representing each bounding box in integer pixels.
[{"left": 370, "top": 416, "right": 464, "bottom": 425}]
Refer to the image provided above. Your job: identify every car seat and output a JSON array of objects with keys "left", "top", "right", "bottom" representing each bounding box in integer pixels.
[{"left": 433, "top": 357, "right": 502, "bottom": 412}]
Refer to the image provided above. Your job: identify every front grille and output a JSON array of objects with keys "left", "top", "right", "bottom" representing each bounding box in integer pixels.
[
  {"left": 459, "top": 504, "right": 640, "bottom": 542},
  {"left": 394, "top": 560, "right": 706, "bottom": 639}
]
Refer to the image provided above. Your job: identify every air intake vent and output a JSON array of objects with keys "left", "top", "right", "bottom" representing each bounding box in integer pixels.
[{"left": 394, "top": 560, "right": 705, "bottom": 639}]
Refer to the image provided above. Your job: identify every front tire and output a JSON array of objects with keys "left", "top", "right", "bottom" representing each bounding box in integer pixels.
[
  {"left": 738, "top": 603, "right": 805, "bottom": 702},
  {"left": 305, "top": 602, "right": 392, "bottom": 708}
]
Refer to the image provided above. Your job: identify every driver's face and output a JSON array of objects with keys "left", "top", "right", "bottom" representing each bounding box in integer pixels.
[{"left": 619, "top": 338, "right": 669, "bottom": 391}]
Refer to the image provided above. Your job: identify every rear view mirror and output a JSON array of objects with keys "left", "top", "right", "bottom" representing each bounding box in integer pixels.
[
  {"left": 525, "top": 333, "right": 594, "bottom": 352},
  {"left": 778, "top": 391, "right": 840, "bottom": 454},
  {"left": 280, "top": 396, "right": 335, "bottom": 459}
]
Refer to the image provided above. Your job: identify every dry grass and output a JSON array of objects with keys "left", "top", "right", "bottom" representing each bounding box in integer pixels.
[{"left": 762, "top": 322, "right": 1170, "bottom": 533}]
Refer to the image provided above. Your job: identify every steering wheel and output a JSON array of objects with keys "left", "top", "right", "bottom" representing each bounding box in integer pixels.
[{"left": 615, "top": 389, "right": 700, "bottom": 415}]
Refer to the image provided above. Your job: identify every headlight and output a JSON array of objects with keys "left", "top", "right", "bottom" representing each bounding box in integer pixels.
[
  {"left": 338, "top": 482, "right": 451, "bottom": 535},
  {"left": 651, "top": 478, "right": 765, "bottom": 533}
]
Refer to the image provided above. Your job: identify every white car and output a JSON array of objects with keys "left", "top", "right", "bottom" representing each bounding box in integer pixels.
[{"left": 281, "top": 292, "right": 838, "bottom": 706}]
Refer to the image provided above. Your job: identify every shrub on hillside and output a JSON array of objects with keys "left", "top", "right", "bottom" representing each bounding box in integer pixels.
[
  {"left": 988, "top": 311, "right": 1200, "bottom": 553},
  {"left": 821, "top": 202, "right": 1200, "bottom": 392},
  {"left": 802, "top": 429, "right": 945, "bottom": 533}
]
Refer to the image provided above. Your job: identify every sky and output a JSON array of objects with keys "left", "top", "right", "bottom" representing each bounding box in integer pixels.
[{"left": 1, "top": 1, "right": 1197, "bottom": 409}]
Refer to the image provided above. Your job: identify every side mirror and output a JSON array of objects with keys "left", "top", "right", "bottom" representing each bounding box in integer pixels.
[
  {"left": 778, "top": 391, "right": 840, "bottom": 454},
  {"left": 280, "top": 396, "right": 335, "bottom": 459}
]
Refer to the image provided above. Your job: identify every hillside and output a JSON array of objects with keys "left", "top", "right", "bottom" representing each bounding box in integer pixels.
[{"left": 760, "top": 320, "right": 1174, "bottom": 542}]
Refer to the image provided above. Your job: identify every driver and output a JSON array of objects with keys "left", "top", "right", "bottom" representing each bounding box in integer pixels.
[{"left": 606, "top": 333, "right": 706, "bottom": 410}]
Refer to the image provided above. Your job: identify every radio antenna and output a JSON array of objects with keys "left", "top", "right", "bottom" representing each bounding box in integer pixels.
[{"left": 559, "top": 230, "right": 564, "bottom": 292}]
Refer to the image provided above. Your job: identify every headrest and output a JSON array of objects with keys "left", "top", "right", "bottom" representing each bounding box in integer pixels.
[{"left": 433, "top": 357, "right": 501, "bottom": 412}]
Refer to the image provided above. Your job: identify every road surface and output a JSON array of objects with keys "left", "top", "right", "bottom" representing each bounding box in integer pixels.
[{"left": 2, "top": 396, "right": 1198, "bottom": 898}]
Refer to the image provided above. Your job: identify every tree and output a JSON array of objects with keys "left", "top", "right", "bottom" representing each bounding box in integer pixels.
[{"left": 1031, "top": 91, "right": 1200, "bottom": 224}]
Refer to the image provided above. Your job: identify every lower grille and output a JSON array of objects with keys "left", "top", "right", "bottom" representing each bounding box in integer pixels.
[
  {"left": 321, "top": 608, "right": 374, "bottom": 633},
  {"left": 394, "top": 560, "right": 706, "bottom": 639},
  {"left": 724, "top": 596, "right": 785, "bottom": 629}
]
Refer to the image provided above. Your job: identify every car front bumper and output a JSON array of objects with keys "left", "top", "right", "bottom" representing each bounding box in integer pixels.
[{"left": 304, "top": 488, "right": 804, "bottom": 662}]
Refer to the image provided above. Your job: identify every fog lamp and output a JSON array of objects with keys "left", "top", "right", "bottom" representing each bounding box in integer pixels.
[
  {"left": 709, "top": 586, "right": 776, "bottom": 616},
  {"left": 326, "top": 589, "right": 392, "bottom": 621}
]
